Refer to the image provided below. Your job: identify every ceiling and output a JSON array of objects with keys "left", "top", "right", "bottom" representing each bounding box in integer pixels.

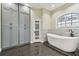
[{"left": 26, "top": 3, "right": 65, "bottom": 11}]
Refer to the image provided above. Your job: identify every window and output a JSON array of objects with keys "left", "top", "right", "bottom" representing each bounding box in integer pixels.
[{"left": 57, "top": 13, "right": 79, "bottom": 28}]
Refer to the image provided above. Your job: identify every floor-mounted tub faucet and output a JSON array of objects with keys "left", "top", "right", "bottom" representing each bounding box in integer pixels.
[{"left": 69, "top": 29, "right": 74, "bottom": 37}]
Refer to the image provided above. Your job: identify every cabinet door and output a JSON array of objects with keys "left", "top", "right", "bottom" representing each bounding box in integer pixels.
[
  {"left": 2, "top": 4, "right": 18, "bottom": 49},
  {"left": 19, "top": 12, "right": 25, "bottom": 44},
  {"left": 2, "top": 8, "right": 12, "bottom": 48},
  {"left": 10, "top": 9, "right": 18, "bottom": 47},
  {"left": 24, "top": 14, "right": 30, "bottom": 43},
  {"left": 19, "top": 13, "right": 30, "bottom": 44}
]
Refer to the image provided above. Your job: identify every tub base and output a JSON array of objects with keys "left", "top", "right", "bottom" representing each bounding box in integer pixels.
[{"left": 44, "top": 41, "right": 77, "bottom": 56}]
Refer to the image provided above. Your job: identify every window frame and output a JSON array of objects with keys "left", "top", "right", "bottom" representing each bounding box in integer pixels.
[{"left": 57, "top": 13, "right": 79, "bottom": 28}]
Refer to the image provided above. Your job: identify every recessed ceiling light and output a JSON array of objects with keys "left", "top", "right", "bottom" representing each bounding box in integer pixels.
[{"left": 51, "top": 4, "right": 55, "bottom": 8}]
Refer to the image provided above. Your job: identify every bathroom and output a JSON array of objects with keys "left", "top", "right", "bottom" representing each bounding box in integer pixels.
[{"left": 0, "top": 3, "right": 79, "bottom": 56}]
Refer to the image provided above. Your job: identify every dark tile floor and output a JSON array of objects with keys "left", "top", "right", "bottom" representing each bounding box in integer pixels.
[{"left": 0, "top": 42, "right": 64, "bottom": 56}]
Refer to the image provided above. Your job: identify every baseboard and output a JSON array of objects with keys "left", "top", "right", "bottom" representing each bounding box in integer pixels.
[
  {"left": 31, "top": 40, "right": 41, "bottom": 43},
  {"left": 31, "top": 40, "right": 45, "bottom": 43},
  {"left": 40, "top": 40, "right": 45, "bottom": 43}
]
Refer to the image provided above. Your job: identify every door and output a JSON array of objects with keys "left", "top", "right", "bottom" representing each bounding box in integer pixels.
[
  {"left": 2, "top": 3, "right": 18, "bottom": 49},
  {"left": 31, "top": 18, "right": 41, "bottom": 43},
  {"left": 10, "top": 8, "right": 18, "bottom": 47},
  {"left": 19, "top": 5, "right": 30, "bottom": 45}
]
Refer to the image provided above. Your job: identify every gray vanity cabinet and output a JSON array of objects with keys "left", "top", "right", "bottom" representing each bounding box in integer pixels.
[
  {"left": 2, "top": 4, "right": 18, "bottom": 49},
  {"left": 19, "top": 5, "right": 30, "bottom": 45}
]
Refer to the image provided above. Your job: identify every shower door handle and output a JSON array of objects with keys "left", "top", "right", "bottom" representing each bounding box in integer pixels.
[
  {"left": 9, "top": 23, "right": 13, "bottom": 46},
  {"left": 24, "top": 24, "right": 26, "bottom": 30},
  {"left": 9, "top": 23, "right": 13, "bottom": 29}
]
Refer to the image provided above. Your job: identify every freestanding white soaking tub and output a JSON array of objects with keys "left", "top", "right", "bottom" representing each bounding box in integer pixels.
[{"left": 47, "top": 33, "right": 79, "bottom": 52}]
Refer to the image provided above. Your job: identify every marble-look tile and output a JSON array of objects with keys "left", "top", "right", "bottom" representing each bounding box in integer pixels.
[{"left": 0, "top": 42, "right": 64, "bottom": 56}]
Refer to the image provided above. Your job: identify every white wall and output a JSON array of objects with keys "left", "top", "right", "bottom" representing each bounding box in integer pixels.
[
  {"left": 65, "top": 4, "right": 79, "bottom": 13},
  {"left": 52, "top": 4, "right": 79, "bottom": 29},
  {"left": 51, "top": 4, "right": 79, "bottom": 29},
  {"left": 42, "top": 9, "right": 52, "bottom": 42},
  {"left": 51, "top": 4, "right": 78, "bottom": 29},
  {"left": 51, "top": 10, "right": 64, "bottom": 29},
  {"left": 0, "top": 3, "right": 1, "bottom": 52}
]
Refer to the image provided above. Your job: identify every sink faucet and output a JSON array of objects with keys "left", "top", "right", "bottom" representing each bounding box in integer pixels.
[{"left": 69, "top": 29, "right": 74, "bottom": 37}]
